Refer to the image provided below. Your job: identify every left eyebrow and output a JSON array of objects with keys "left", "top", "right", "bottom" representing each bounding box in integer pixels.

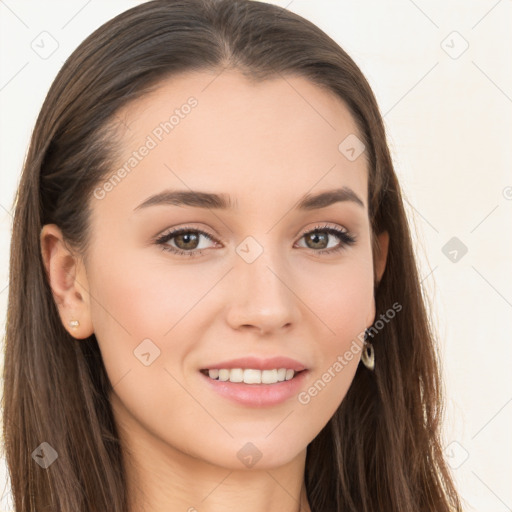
[
  {"left": 133, "top": 186, "right": 365, "bottom": 212},
  {"left": 297, "top": 187, "right": 365, "bottom": 210}
]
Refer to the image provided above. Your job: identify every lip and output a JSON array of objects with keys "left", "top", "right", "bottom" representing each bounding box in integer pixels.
[
  {"left": 200, "top": 356, "right": 307, "bottom": 372},
  {"left": 199, "top": 368, "right": 309, "bottom": 408}
]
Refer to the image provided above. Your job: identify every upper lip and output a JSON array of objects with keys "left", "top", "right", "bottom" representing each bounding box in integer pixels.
[{"left": 201, "top": 356, "right": 307, "bottom": 372}]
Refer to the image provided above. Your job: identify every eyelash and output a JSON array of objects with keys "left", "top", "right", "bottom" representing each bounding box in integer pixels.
[
  {"left": 155, "top": 223, "right": 356, "bottom": 258},
  {"left": 155, "top": 226, "right": 356, "bottom": 257}
]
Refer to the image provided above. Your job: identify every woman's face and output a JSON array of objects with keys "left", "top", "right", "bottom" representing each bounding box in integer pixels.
[{"left": 47, "top": 70, "right": 387, "bottom": 471}]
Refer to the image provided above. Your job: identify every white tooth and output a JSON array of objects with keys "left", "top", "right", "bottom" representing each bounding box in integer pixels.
[
  {"left": 276, "top": 368, "right": 287, "bottom": 381},
  {"left": 229, "top": 368, "right": 244, "bottom": 383},
  {"left": 208, "top": 368, "right": 297, "bottom": 383},
  {"left": 261, "top": 369, "right": 278, "bottom": 384},
  {"left": 243, "top": 369, "right": 262, "bottom": 384},
  {"left": 218, "top": 369, "right": 230, "bottom": 381}
]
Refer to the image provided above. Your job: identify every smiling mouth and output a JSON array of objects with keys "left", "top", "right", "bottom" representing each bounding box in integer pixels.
[{"left": 200, "top": 368, "right": 306, "bottom": 385}]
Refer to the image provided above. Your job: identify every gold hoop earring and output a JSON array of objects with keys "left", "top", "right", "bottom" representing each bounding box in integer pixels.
[{"left": 361, "top": 329, "right": 375, "bottom": 370}]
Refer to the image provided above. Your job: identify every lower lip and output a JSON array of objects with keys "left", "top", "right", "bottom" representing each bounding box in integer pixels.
[{"left": 199, "top": 370, "right": 309, "bottom": 407}]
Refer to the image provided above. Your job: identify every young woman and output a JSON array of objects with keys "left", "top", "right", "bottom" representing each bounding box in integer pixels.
[{"left": 2, "top": 0, "right": 463, "bottom": 511}]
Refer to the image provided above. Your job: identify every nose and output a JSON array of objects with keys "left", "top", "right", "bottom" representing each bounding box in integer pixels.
[{"left": 225, "top": 243, "right": 301, "bottom": 336}]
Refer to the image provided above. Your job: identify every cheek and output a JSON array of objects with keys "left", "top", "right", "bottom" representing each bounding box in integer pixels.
[
  {"left": 88, "top": 248, "right": 208, "bottom": 339},
  {"left": 86, "top": 246, "right": 221, "bottom": 400},
  {"left": 294, "top": 256, "right": 373, "bottom": 413},
  {"left": 300, "top": 255, "right": 374, "bottom": 339},
  {"left": 87, "top": 252, "right": 209, "bottom": 449}
]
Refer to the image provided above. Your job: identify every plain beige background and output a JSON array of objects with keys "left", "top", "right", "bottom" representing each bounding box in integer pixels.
[{"left": 1, "top": 1, "right": 511, "bottom": 511}]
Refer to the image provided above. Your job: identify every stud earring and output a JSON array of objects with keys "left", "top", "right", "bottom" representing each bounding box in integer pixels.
[
  {"left": 361, "top": 328, "right": 375, "bottom": 370},
  {"left": 69, "top": 319, "right": 80, "bottom": 329}
]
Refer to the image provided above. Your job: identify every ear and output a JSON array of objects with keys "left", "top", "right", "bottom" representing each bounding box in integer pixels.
[
  {"left": 40, "top": 224, "right": 94, "bottom": 340},
  {"left": 365, "top": 230, "right": 389, "bottom": 328},
  {"left": 374, "top": 230, "right": 389, "bottom": 286}
]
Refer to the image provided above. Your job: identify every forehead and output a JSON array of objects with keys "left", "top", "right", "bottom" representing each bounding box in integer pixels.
[{"left": 95, "top": 69, "right": 368, "bottom": 217}]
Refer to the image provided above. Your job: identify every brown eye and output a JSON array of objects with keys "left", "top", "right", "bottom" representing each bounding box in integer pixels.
[
  {"left": 296, "top": 225, "right": 356, "bottom": 255},
  {"left": 155, "top": 227, "right": 218, "bottom": 257},
  {"left": 174, "top": 232, "right": 200, "bottom": 250},
  {"left": 304, "top": 231, "right": 329, "bottom": 250}
]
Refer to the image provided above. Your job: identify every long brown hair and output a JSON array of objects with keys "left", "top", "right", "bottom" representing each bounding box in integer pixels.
[{"left": 1, "top": 1, "right": 462, "bottom": 510}]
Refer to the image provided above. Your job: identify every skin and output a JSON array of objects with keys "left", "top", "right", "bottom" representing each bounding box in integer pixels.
[{"left": 41, "top": 70, "right": 388, "bottom": 512}]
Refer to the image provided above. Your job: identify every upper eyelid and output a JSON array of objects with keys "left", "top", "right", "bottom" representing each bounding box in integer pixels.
[{"left": 156, "top": 223, "right": 353, "bottom": 247}]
